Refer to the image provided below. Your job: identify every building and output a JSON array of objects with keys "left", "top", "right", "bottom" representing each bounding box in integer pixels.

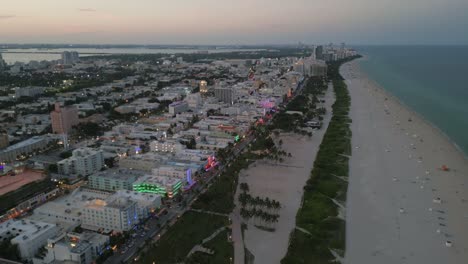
[
  {"left": 118, "top": 153, "right": 167, "bottom": 172},
  {"left": 61, "top": 51, "right": 79, "bottom": 65},
  {"left": 30, "top": 189, "right": 109, "bottom": 228},
  {"left": 149, "top": 140, "right": 185, "bottom": 153},
  {"left": 31, "top": 187, "right": 156, "bottom": 234},
  {"left": 0, "top": 219, "right": 58, "bottom": 260},
  {"left": 315, "top": 45, "right": 324, "bottom": 60},
  {"left": 0, "top": 132, "right": 9, "bottom": 149},
  {"left": 114, "top": 190, "right": 162, "bottom": 219},
  {"left": 57, "top": 148, "right": 104, "bottom": 176},
  {"left": 14, "top": 86, "right": 45, "bottom": 98},
  {"left": 214, "top": 87, "right": 233, "bottom": 105},
  {"left": 33, "top": 232, "right": 109, "bottom": 264},
  {"left": 88, "top": 168, "right": 145, "bottom": 192},
  {"left": 81, "top": 196, "right": 139, "bottom": 232},
  {"left": 168, "top": 101, "right": 188, "bottom": 115},
  {"left": 151, "top": 165, "right": 189, "bottom": 179},
  {"left": 133, "top": 175, "right": 183, "bottom": 198},
  {"left": 185, "top": 93, "right": 202, "bottom": 109},
  {"left": 0, "top": 136, "right": 52, "bottom": 163},
  {"left": 199, "top": 80, "right": 208, "bottom": 94},
  {"left": 50, "top": 103, "right": 79, "bottom": 134},
  {"left": 0, "top": 53, "right": 6, "bottom": 71},
  {"left": 293, "top": 57, "right": 327, "bottom": 77}
]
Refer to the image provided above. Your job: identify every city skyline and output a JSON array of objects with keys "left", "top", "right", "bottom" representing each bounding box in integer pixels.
[{"left": 1, "top": 0, "right": 468, "bottom": 45}]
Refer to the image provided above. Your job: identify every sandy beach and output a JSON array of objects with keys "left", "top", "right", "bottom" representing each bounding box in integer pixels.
[
  {"left": 343, "top": 59, "right": 468, "bottom": 263},
  {"left": 231, "top": 84, "right": 335, "bottom": 264}
]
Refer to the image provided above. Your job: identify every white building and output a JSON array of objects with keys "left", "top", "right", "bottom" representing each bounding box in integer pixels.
[
  {"left": 168, "top": 101, "right": 188, "bottom": 115},
  {"left": 0, "top": 219, "right": 58, "bottom": 260},
  {"left": 151, "top": 165, "right": 188, "bottom": 179},
  {"left": 88, "top": 168, "right": 145, "bottom": 192},
  {"left": 0, "top": 136, "right": 52, "bottom": 163},
  {"left": 118, "top": 153, "right": 167, "bottom": 172},
  {"left": 293, "top": 57, "right": 327, "bottom": 77},
  {"left": 149, "top": 140, "right": 185, "bottom": 153},
  {"left": 31, "top": 189, "right": 110, "bottom": 228},
  {"left": 81, "top": 196, "right": 138, "bottom": 233},
  {"left": 33, "top": 232, "right": 109, "bottom": 264},
  {"left": 115, "top": 190, "right": 162, "bottom": 219},
  {"left": 58, "top": 148, "right": 104, "bottom": 176}
]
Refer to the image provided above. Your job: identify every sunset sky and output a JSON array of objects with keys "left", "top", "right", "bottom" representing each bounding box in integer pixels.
[{"left": 1, "top": 0, "right": 467, "bottom": 45}]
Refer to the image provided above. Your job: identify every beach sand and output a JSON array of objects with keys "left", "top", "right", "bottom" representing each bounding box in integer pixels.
[
  {"left": 342, "top": 59, "right": 468, "bottom": 264},
  {"left": 232, "top": 83, "right": 335, "bottom": 264}
]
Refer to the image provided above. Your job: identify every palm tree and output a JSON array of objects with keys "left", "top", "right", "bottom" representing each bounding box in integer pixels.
[
  {"left": 255, "top": 196, "right": 262, "bottom": 209},
  {"left": 238, "top": 193, "right": 248, "bottom": 207},
  {"left": 240, "top": 208, "right": 248, "bottom": 219},
  {"left": 265, "top": 198, "right": 273, "bottom": 213}
]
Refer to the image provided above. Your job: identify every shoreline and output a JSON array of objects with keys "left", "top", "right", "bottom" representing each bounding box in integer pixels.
[
  {"left": 343, "top": 59, "right": 468, "bottom": 263},
  {"left": 356, "top": 55, "right": 468, "bottom": 159}
]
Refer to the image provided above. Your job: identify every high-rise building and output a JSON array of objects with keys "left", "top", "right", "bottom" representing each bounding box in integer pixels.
[
  {"left": 0, "top": 132, "right": 9, "bottom": 149},
  {"left": 61, "top": 51, "right": 79, "bottom": 65},
  {"left": 315, "top": 46, "right": 324, "bottom": 60},
  {"left": 0, "top": 53, "right": 6, "bottom": 71},
  {"left": 51, "top": 103, "right": 79, "bottom": 134},
  {"left": 199, "top": 80, "right": 208, "bottom": 94},
  {"left": 214, "top": 87, "right": 234, "bottom": 105}
]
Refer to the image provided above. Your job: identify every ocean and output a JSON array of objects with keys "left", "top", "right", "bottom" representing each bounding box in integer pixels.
[{"left": 356, "top": 45, "right": 468, "bottom": 156}]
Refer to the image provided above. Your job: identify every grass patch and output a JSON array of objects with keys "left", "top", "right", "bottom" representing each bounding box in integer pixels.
[
  {"left": 186, "top": 229, "right": 234, "bottom": 264},
  {"left": 281, "top": 56, "right": 361, "bottom": 264},
  {"left": 140, "top": 211, "right": 228, "bottom": 264}
]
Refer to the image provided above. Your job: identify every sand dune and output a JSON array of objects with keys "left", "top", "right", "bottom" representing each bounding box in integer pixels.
[
  {"left": 231, "top": 84, "right": 335, "bottom": 264},
  {"left": 343, "top": 59, "right": 468, "bottom": 264}
]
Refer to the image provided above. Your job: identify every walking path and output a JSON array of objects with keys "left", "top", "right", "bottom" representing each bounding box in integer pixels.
[
  {"left": 186, "top": 226, "right": 227, "bottom": 258},
  {"left": 190, "top": 209, "right": 229, "bottom": 217}
]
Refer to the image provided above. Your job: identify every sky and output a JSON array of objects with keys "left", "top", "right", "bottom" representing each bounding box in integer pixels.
[{"left": 1, "top": 0, "right": 468, "bottom": 45}]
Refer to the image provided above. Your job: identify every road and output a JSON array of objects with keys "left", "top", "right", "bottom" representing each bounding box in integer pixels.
[{"left": 105, "top": 78, "right": 306, "bottom": 264}]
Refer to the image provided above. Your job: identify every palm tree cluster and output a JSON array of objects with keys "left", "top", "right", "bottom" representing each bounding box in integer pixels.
[
  {"left": 240, "top": 207, "right": 279, "bottom": 228},
  {"left": 238, "top": 184, "right": 281, "bottom": 228},
  {"left": 238, "top": 193, "right": 281, "bottom": 212}
]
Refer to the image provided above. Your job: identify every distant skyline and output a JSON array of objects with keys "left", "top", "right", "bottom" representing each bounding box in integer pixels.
[{"left": 1, "top": 0, "right": 468, "bottom": 45}]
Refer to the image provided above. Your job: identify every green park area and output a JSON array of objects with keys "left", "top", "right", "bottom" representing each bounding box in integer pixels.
[
  {"left": 140, "top": 211, "right": 229, "bottom": 264},
  {"left": 281, "top": 56, "right": 360, "bottom": 264}
]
